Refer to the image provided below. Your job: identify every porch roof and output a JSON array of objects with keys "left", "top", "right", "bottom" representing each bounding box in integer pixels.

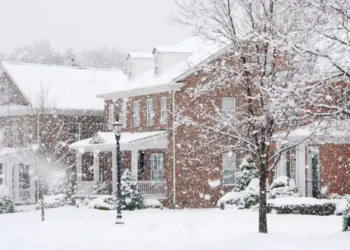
[
  {"left": 68, "top": 131, "right": 168, "bottom": 152},
  {"left": 273, "top": 119, "right": 350, "bottom": 144}
]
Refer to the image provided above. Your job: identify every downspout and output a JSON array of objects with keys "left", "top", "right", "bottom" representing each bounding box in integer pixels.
[{"left": 172, "top": 90, "right": 176, "bottom": 208}]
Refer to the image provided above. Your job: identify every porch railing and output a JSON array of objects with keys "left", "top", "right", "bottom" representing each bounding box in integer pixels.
[
  {"left": 74, "top": 181, "right": 167, "bottom": 199},
  {"left": 75, "top": 181, "right": 104, "bottom": 198},
  {"left": 138, "top": 181, "right": 167, "bottom": 199}
]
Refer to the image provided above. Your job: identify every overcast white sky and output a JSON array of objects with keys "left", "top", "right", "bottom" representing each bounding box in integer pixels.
[{"left": 0, "top": 0, "right": 190, "bottom": 54}]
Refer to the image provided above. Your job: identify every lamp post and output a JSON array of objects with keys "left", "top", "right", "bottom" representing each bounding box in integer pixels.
[{"left": 113, "top": 121, "right": 124, "bottom": 225}]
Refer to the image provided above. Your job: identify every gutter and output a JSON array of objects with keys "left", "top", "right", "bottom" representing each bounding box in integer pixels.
[{"left": 172, "top": 90, "right": 177, "bottom": 208}]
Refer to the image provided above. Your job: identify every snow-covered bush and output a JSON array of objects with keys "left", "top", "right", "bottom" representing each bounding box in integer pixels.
[
  {"left": 0, "top": 186, "right": 14, "bottom": 214},
  {"left": 36, "top": 194, "right": 67, "bottom": 209},
  {"left": 117, "top": 169, "right": 143, "bottom": 210},
  {"left": 234, "top": 156, "right": 258, "bottom": 192},
  {"left": 267, "top": 197, "right": 336, "bottom": 216},
  {"left": 88, "top": 196, "right": 115, "bottom": 210},
  {"left": 269, "top": 176, "right": 299, "bottom": 199},
  {"left": 343, "top": 210, "right": 350, "bottom": 231},
  {"left": 142, "top": 199, "right": 163, "bottom": 209},
  {"left": 326, "top": 194, "right": 350, "bottom": 216},
  {"left": 218, "top": 178, "right": 259, "bottom": 209}
]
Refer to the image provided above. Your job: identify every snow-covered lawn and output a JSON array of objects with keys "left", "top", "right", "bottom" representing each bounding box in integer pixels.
[{"left": 0, "top": 207, "right": 349, "bottom": 250}]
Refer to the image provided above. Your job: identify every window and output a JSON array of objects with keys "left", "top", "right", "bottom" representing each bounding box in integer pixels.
[
  {"left": 222, "top": 152, "right": 236, "bottom": 185},
  {"left": 150, "top": 153, "right": 164, "bottom": 181},
  {"left": 147, "top": 98, "right": 153, "bottom": 126},
  {"left": 160, "top": 97, "right": 168, "bottom": 124},
  {"left": 69, "top": 123, "right": 81, "bottom": 141},
  {"left": 22, "top": 121, "right": 29, "bottom": 146},
  {"left": 128, "top": 60, "right": 133, "bottom": 80},
  {"left": 285, "top": 148, "right": 296, "bottom": 181},
  {"left": 108, "top": 104, "right": 115, "bottom": 129},
  {"left": 121, "top": 101, "right": 127, "bottom": 128},
  {"left": 0, "top": 163, "right": 3, "bottom": 186},
  {"left": 222, "top": 97, "right": 236, "bottom": 121},
  {"left": 19, "top": 164, "right": 30, "bottom": 190},
  {"left": 133, "top": 101, "right": 140, "bottom": 127},
  {"left": 343, "top": 88, "right": 350, "bottom": 109},
  {"left": 12, "top": 123, "right": 19, "bottom": 147},
  {"left": 154, "top": 55, "right": 159, "bottom": 76}
]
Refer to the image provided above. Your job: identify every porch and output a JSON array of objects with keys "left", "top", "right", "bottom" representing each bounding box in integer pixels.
[{"left": 69, "top": 131, "right": 169, "bottom": 200}]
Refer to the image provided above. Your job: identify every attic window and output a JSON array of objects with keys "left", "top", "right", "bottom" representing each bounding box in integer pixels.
[
  {"left": 128, "top": 60, "right": 133, "bottom": 80},
  {"left": 154, "top": 55, "right": 159, "bottom": 76}
]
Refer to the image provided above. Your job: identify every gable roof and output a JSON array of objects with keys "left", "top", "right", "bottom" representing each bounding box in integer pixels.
[
  {"left": 96, "top": 37, "right": 226, "bottom": 99},
  {"left": 1, "top": 62, "right": 126, "bottom": 111}
]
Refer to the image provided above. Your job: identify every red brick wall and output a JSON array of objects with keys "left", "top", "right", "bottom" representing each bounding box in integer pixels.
[{"left": 320, "top": 144, "right": 350, "bottom": 195}]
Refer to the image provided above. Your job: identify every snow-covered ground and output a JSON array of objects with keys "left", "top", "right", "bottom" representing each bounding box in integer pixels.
[{"left": 0, "top": 207, "right": 349, "bottom": 250}]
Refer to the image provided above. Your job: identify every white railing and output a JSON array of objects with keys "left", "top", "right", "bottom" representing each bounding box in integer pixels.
[
  {"left": 137, "top": 181, "right": 167, "bottom": 199},
  {"left": 75, "top": 181, "right": 99, "bottom": 197}
]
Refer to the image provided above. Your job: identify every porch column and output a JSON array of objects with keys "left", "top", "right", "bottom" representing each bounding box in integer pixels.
[
  {"left": 76, "top": 153, "right": 82, "bottom": 183},
  {"left": 131, "top": 149, "right": 138, "bottom": 180},
  {"left": 296, "top": 143, "right": 306, "bottom": 196},
  {"left": 112, "top": 149, "right": 117, "bottom": 194},
  {"left": 93, "top": 152, "right": 100, "bottom": 183}
]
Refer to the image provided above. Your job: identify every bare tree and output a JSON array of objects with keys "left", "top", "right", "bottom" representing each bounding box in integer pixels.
[{"left": 172, "top": 0, "right": 344, "bottom": 233}]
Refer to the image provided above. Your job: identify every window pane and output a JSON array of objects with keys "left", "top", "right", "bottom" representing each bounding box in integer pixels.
[
  {"left": 0, "top": 164, "right": 2, "bottom": 175},
  {"left": 223, "top": 170, "right": 235, "bottom": 185}
]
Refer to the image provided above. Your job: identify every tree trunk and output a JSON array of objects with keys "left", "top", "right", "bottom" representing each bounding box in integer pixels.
[{"left": 259, "top": 162, "right": 268, "bottom": 233}]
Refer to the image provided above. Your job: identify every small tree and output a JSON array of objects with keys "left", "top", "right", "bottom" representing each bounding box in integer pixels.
[
  {"left": 117, "top": 169, "right": 143, "bottom": 210},
  {"left": 0, "top": 186, "right": 14, "bottom": 214},
  {"left": 234, "top": 156, "right": 258, "bottom": 192}
]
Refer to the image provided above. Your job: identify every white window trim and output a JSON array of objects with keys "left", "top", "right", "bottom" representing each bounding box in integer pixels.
[
  {"left": 147, "top": 98, "right": 153, "bottom": 126},
  {"left": 154, "top": 54, "right": 160, "bottom": 76},
  {"left": 222, "top": 97, "right": 236, "bottom": 119},
  {"left": 121, "top": 101, "right": 127, "bottom": 128},
  {"left": 150, "top": 153, "right": 164, "bottom": 181},
  {"left": 160, "top": 96, "right": 168, "bottom": 124},
  {"left": 222, "top": 152, "right": 236, "bottom": 186},
  {"left": 134, "top": 101, "right": 140, "bottom": 127},
  {"left": 69, "top": 122, "right": 81, "bottom": 141},
  {"left": 108, "top": 104, "right": 115, "bottom": 129},
  {"left": 128, "top": 60, "right": 133, "bottom": 81},
  {"left": 12, "top": 123, "right": 19, "bottom": 147}
]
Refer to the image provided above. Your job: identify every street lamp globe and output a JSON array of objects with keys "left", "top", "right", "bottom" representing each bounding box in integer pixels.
[{"left": 113, "top": 121, "right": 122, "bottom": 136}]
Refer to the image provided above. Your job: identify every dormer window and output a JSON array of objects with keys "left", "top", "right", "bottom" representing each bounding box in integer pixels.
[
  {"left": 154, "top": 55, "right": 159, "bottom": 76},
  {"left": 128, "top": 60, "right": 133, "bottom": 80}
]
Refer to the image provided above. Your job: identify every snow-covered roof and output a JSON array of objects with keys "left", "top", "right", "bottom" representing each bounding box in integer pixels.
[
  {"left": 97, "top": 37, "right": 225, "bottom": 99},
  {"left": 69, "top": 131, "right": 167, "bottom": 152},
  {"left": 0, "top": 105, "right": 102, "bottom": 117},
  {"left": 1, "top": 62, "right": 126, "bottom": 111},
  {"left": 0, "top": 147, "right": 32, "bottom": 157},
  {"left": 128, "top": 52, "right": 153, "bottom": 59},
  {"left": 273, "top": 119, "right": 350, "bottom": 144}
]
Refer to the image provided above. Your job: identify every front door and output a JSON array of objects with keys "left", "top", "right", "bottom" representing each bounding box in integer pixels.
[
  {"left": 18, "top": 164, "right": 31, "bottom": 201},
  {"left": 307, "top": 147, "right": 320, "bottom": 198},
  {"left": 311, "top": 154, "right": 320, "bottom": 198}
]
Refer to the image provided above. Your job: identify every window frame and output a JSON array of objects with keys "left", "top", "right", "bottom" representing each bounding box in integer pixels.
[
  {"left": 222, "top": 152, "right": 236, "bottom": 186},
  {"left": 121, "top": 101, "right": 127, "bottom": 128},
  {"left": 154, "top": 55, "right": 159, "bottom": 76},
  {"left": 69, "top": 122, "right": 81, "bottom": 141},
  {"left": 133, "top": 101, "right": 140, "bottom": 127},
  {"left": 160, "top": 96, "right": 168, "bottom": 124},
  {"left": 128, "top": 60, "right": 133, "bottom": 80},
  {"left": 0, "top": 163, "right": 3, "bottom": 186},
  {"left": 108, "top": 104, "right": 115, "bottom": 129},
  {"left": 222, "top": 97, "right": 236, "bottom": 122},
  {"left": 343, "top": 87, "right": 350, "bottom": 109},
  {"left": 150, "top": 153, "right": 164, "bottom": 181},
  {"left": 147, "top": 98, "right": 153, "bottom": 126}
]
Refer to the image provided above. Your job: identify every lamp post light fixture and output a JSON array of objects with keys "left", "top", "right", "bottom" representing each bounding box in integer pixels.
[{"left": 113, "top": 120, "right": 124, "bottom": 225}]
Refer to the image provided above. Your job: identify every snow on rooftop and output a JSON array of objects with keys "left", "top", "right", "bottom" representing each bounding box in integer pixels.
[
  {"left": 97, "top": 37, "right": 224, "bottom": 97},
  {"left": 69, "top": 131, "right": 167, "bottom": 150},
  {"left": 2, "top": 62, "right": 126, "bottom": 110},
  {"left": 128, "top": 52, "right": 153, "bottom": 59}
]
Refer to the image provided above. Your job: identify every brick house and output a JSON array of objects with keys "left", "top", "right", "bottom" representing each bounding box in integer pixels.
[
  {"left": 69, "top": 37, "right": 350, "bottom": 209},
  {"left": 0, "top": 62, "right": 126, "bottom": 204}
]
